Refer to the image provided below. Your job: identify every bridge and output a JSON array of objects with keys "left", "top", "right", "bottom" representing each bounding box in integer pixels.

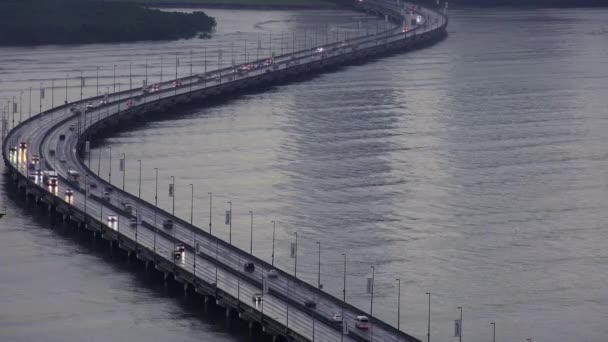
[{"left": 2, "top": 1, "right": 447, "bottom": 341}]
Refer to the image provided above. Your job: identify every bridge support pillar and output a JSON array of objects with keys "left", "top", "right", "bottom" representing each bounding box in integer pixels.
[
  {"left": 248, "top": 321, "right": 254, "bottom": 337},
  {"left": 163, "top": 272, "right": 170, "bottom": 284},
  {"left": 225, "top": 307, "right": 231, "bottom": 318},
  {"left": 183, "top": 283, "right": 189, "bottom": 294}
]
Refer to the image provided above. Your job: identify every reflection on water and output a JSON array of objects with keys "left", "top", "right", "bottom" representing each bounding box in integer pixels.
[{"left": 1, "top": 6, "right": 608, "bottom": 342}]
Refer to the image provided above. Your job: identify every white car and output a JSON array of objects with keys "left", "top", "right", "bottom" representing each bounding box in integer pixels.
[
  {"left": 107, "top": 215, "right": 118, "bottom": 223},
  {"left": 267, "top": 269, "right": 278, "bottom": 279}
]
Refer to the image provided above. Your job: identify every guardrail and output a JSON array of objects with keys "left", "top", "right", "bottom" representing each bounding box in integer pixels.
[{"left": 2, "top": 1, "right": 448, "bottom": 341}]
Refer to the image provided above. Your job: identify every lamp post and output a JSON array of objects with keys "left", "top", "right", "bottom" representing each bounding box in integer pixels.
[
  {"left": 249, "top": 210, "right": 253, "bottom": 255},
  {"left": 457, "top": 306, "right": 462, "bottom": 342},
  {"left": 396, "top": 278, "right": 401, "bottom": 330},
  {"left": 154, "top": 167, "right": 158, "bottom": 252},
  {"left": 271, "top": 220, "right": 276, "bottom": 266},
  {"left": 121, "top": 152, "right": 126, "bottom": 191},
  {"left": 294, "top": 231, "right": 298, "bottom": 277},
  {"left": 490, "top": 322, "right": 495, "bottom": 342},
  {"left": 138, "top": 159, "right": 142, "bottom": 199},
  {"left": 208, "top": 192, "right": 212, "bottom": 234},
  {"left": 227, "top": 200, "right": 232, "bottom": 243},
  {"left": 170, "top": 176, "right": 175, "bottom": 216},
  {"left": 370, "top": 265, "right": 375, "bottom": 316},
  {"left": 317, "top": 242, "right": 321, "bottom": 289},
  {"left": 108, "top": 147, "right": 112, "bottom": 184},
  {"left": 341, "top": 253, "right": 346, "bottom": 342},
  {"left": 426, "top": 292, "right": 431, "bottom": 342},
  {"left": 189, "top": 184, "right": 194, "bottom": 225}
]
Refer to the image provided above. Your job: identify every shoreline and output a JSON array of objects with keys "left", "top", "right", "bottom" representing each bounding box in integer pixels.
[{"left": 146, "top": 2, "right": 343, "bottom": 10}]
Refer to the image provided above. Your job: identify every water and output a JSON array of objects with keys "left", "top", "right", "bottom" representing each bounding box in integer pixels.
[{"left": 2, "top": 6, "right": 608, "bottom": 342}]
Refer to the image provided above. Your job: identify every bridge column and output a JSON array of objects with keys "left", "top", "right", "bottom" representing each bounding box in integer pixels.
[
  {"left": 248, "top": 321, "right": 254, "bottom": 337},
  {"left": 183, "top": 283, "right": 189, "bottom": 294}
]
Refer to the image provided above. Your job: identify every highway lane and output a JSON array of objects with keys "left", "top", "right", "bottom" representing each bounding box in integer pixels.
[{"left": 4, "top": 2, "right": 446, "bottom": 341}]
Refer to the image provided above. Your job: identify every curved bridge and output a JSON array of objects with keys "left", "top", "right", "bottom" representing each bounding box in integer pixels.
[{"left": 2, "top": 1, "right": 447, "bottom": 341}]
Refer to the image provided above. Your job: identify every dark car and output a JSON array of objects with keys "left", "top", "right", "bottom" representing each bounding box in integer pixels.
[
  {"left": 244, "top": 262, "right": 255, "bottom": 272},
  {"left": 163, "top": 219, "right": 174, "bottom": 229},
  {"left": 304, "top": 299, "right": 317, "bottom": 309},
  {"left": 59, "top": 134, "right": 65, "bottom": 141}
]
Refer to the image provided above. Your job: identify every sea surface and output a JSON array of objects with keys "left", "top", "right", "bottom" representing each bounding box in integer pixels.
[{"left": 1, "top": 6, "right": 608, "bottom": 342}]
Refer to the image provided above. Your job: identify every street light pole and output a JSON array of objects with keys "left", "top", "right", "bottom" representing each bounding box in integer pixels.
[
  {"left": 249, "top": 210, "right": 253, "bottom": 255},
  {"left": 271, "top": 220, "right": 276, "bottom": 266},
  {"left": 189, "top": 184, "right": 194, "bottom": 225},
  {"left": 490, "top": 322, "right": 496, "bottom": 342},
  {"left": 227, "top": 200, "right": 232, "bottom": 244},
  {"left": 208, "top": 192, "right": 212, "bottom": 234},
  {"left": 108, "top": 147, "right": 112, "bottom": 184},
  {"left": 396, "top": 278, "right": 401, "bottom": 330},
  {"left": 294, "top": 231, "right": 298, "bottom": 277},
  {"left": 341, "top": 253, "right": 346, "bottom": 342},
  {"left": 154, "top": 167, "right": 158, "bottom": 252},
  {"left": 170, "top": 176, "right": 175, "bottom": 216},
  {"left": 121, "top": 153, "right": 126, "bottom": 191},
  {"left": 317, "top": 242, "right": 321, "bottom": 289},
  {"left": 426, "top": 292, "right": 431, "bottom": 342},
  {"left": 138, "top": 159, "right": 142, "bottom": 199},
  {"left": 370, "top": 265, "right": 375, "bottom": 316},
  {"left": 458, "top": 306, "right": 462, "bottom": 342}
]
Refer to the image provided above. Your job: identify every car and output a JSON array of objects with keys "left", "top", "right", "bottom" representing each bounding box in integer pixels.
[
  {"left": 107, "top": 215, "right": 118, "bottom": 223},
  {"left": 28, "top": 161, "right": 36, "bottom": 170},
  {"left": 129, "top": 217, "right": 137, "bottom": 227},
  {"left": 59, "top": 134, "right": 65, "bottom": 141},
  {"left": 122, "top": 201, "right": 133, "bottom": 214},
  {"left": 173, "top": 243, "right": 185, "bottom": 258},
  {"left": 69, "top": 106, "right": 78, "bottom": 113},
  {"left": 86, "top": 102, "right": 94, "bottom": 110},
  {"left": 104, "top": 186, "right": 113, "bottom": 193},
  {"left": 59, "top": 156, "right": 67, "bottom": 163},
  {"left": 244, "top": 262, "right": 255, "bottom": 272},
  {"left": 267, "top": 269, "right": 278, "bottom": 279},
  {"left": 19, "top": 142, "right": 27, "bottom": 149},
  {"left": 355, "top": 315, "right": 370, "bottom": 330},
  {"left": 252, "top": 293, "right": 263, "bottom": 303},
  {"left": 172, "top": 80, "right": 182, "bottom": 88},
  {"left": 332, "top": 313, "right": 343, "bottom": 324},
  {"left": 102, "top": 191, "right": 111, "bottom": 201},
  {"left": 163, "top": 219, "right": 174, "bottom": 229},
  {"left": 31, "top": 155, "right": 40, "bottom": 163},
  {"left": 9, "top": 147, "right": 17, "bottom": 153},
  {"left": 89, "top": 182, "right": 97, "bottom": 189},
  {"left": 69, "top": 124, "right": 75, "bottom": 131},
  {"left": 49, "top": 149, "right": 55, "bottom": 156},
  {"left": 304, "top": 299, "right": 317, "bottom": 309},
  {"left": 65, "top": 189, "right": 74, "bottom": 196}
]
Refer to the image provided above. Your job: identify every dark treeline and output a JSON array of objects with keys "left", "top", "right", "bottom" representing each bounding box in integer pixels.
[
  {"left": 331, "top": 0, "right": 605, "bottom": 7},
  {"left": 0, "top": 0, "right": 216, "bottom": 46},
  {"left": 416, "top": 0, "right": 605, "bottom": 7}
]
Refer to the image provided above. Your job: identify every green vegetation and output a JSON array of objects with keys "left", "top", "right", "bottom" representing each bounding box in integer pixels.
[
  {"left": 114, "top": 0, "right": 336, "bottom": 8},
  {"left": 0, "top": 0, "right": 216, "bottom": 46}
]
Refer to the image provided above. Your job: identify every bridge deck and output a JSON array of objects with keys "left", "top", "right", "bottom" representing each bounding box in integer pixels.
[{"left": 2, "top": 1, "right": 447, "bottom": 341}]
